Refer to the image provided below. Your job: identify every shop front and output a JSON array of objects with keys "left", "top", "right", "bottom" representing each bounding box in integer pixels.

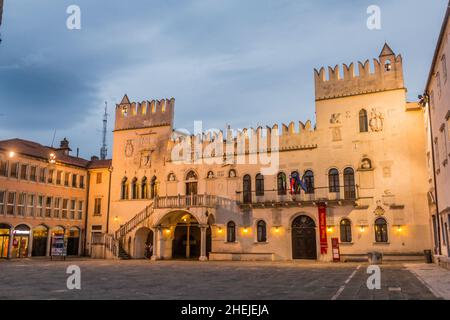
[
  {"left": 32, "top": 225, "right": 48, "bottom": 257},
  {"left": 11, "top": 224, "right": 30, "bottom": 258},
  {"left": 0, "top": 223, "right": 11, "bottom": 258},
  {"left": 67, "top": 227, "right": 80, "bottom": 256}
]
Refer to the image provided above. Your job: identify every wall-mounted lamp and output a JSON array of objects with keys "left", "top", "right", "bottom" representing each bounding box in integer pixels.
[
  {"left": 359, "top": 225, "right": 366, "bottom": 232},
  {"left": 8, "top": 151, "right": 15, "bottom": 158},
  {"left": 243, "top": 228, "right": 249, "bottom": 234},
  {"left": 326, "top": 226, "right": 334, "bottom": 234},
  {"left": 49, "top": 153, "right": 56, "bottom": 164},
  {"left": 395, "top": 225, "right": 403, "bottom": 232},
  {"left": 165, "top": 228, "right": 171, "bottom": 235},
  {"left": 113, "top": 216, "right": 119, "bottom": 222},
  {"left": 275, "top": 227, "right": 280, "bottom": 233},
  {"left": 217, "top": 227, "right": 223, "bottom": 234}
]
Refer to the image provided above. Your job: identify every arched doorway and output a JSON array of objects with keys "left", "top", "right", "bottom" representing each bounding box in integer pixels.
[
  {"left": 135, "top": 227, "right": 154, "bottom": 259},
  {"left": 292, "top": 215, "right": 317, "bottom": 260},
  {"left": 172, "top": 213, "right": 201, "bottom": 259},
  {"left": 32, "top": 225, "right": 48, "bottom": 257},
  {"left": 66, "top": 227, "right": 80, "bottom": 256},
  {"left": 12, "top": 224, "right": 30, "bottom": 258},
  {"left": 0, "top": 223, "right": 11, "bottom": 258}
]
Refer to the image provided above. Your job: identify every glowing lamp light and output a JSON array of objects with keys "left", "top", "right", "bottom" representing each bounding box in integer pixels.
[
  {"left": 359, "top": 226, "right": 366, "bottom": 232},
  {"left": 243, "top": 228, "right": 249, "bottom": 234},
  {"left": 396, "top": 225, "right": 403, "bottom": 232},
  {"left": 113, "top": 216, "right": 119, "bottom": 222},
  {"left": 327, "top": 227, "right": 334, "bottom": 234},
  {"left": 8, "top": 151, "right": 15, "bottom": 158},
  {"left": 165, "top": 229, "right": 171, "bottom": 234},
  {"left": 275, "top": 227, "right": 280, "bottom": 233},
  {"left": 217, "top": 227, "right": 223, "bottom": 234},
  {"left": 49, "top": 153, "right": 56, "bottom": 164}
]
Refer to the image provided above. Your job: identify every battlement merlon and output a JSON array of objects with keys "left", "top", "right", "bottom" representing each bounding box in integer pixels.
[
  {"left": 314, "top": 43, "right": 405, "bottom": 101},
  {"left": 114, "top": 94, "right": 175, "bottom": 131}
]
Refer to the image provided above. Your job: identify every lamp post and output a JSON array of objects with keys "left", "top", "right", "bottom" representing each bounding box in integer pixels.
[{"left": 419, "top": 93, "right": 442, "bottom": 256}]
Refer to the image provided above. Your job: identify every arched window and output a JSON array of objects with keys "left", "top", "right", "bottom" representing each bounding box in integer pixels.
[
  {"left": 227, "top": 221, "right": 236, "bottom": 243},
  {"left": 255, "top": 174, "right": 264, "bottom": 196},
  {"left": 303, "top": 170, "right": 314, "bottom": 194},
  {"left": 121, "top": 177, "right": 128, "bottom": 200},
  {"left": 141, "top": 177, "right": 148, "bottom": 199},
  {"left": 359, "top": 109, "right": 368, "bottom": 133},
  {"left": 131, "top": 178, "right": 138, "bottom": 200},
  {"left": 375, "top": 218, "right": 388, "bottom": 243},
  {"left": 186, "top": 170, "right": 197, "bottom": 181},
  {"left": 277, "top": 172, "right": 287, "bottom": 195},
  {"left": 340, "top": 219, "right": 352, "bottom": 243},
  {"left": 328, "top": 169, "right": 340, "bottom": 193},
  {"left": 243, "top": 175, "right": 252, "bottom": 204},
  {"left": 150, "top": 176, "right": 158, "bottom": 199},
  {"left": 290, "top": 171, "right": 301, "bottom": 195},
  {"left": 257, "top": 220, "right": 267, "bottom": 242},
  {"left": 343, "top": 168, "right": 356, "bottom": 199}
]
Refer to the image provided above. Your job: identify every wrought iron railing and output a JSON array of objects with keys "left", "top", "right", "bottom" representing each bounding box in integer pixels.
[{"left": 236, "top": 185, "right": 359, "bottom": 206}]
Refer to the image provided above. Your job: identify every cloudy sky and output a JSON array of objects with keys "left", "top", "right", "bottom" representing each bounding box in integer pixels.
[{"left": 0, "top": 0, "right": 447, "bottom": 158}]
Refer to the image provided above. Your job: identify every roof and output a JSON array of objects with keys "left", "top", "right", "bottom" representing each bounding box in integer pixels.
[
  {"left": 0, "top": 138, "right": 111, "bottom": 169},
  {"left": 426, "top": 1, "right": 450, "bottom": 91},
  {"left": 87, "top": 159, "right": 112, "bottom": 169},
  {"left": 379, "top": 43, "right": 395, "bottom": 57}
]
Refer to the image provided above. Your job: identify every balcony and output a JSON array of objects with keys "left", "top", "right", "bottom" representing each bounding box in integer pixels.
[
  {"left": 154, "top": 194, "right": 236, "bottom": 210},
  {"left": 236, "top": 186, "right": 359, "bottom": 208}
]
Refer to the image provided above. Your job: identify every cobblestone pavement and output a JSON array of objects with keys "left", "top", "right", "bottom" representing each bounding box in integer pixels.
[{"left": 0, "top": 259, "right": 439, "bottom": 300}]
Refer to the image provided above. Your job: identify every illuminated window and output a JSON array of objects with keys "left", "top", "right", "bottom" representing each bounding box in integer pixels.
[{"left": 375, "top": 218, "right": 388, "bottom": 243}]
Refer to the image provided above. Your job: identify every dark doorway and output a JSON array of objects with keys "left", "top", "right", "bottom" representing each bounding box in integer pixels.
[
  {"left": 172, "top": 225, "right": 200, "bottom": 259},
  {"left": 292, "top": 215, "right": 317, "bottom": 260},
  {"left": 66, "top": 228, "right": 80, "bottom": 256},
  {"left": 32, "top": 225, "right": 48, "bottom": 257}
]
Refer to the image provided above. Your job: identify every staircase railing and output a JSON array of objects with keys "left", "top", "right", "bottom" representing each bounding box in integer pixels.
[{"left": 114, "top": 202, "right": 155, "bottom": 240}]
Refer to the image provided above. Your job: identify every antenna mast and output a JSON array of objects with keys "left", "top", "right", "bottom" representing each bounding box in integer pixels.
[{"left": 100, "top": 102, "right": 108, "bottom": 160}]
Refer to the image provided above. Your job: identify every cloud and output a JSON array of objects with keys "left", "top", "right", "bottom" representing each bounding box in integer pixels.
[{"left": 0, "top": 0, "right": 447, "bottom": 157}]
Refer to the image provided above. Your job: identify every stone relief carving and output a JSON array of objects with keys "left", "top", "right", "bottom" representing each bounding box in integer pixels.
[
  {"left": 125, "top": 140, "right": 134, "bottom": 158},
  {"left": 369, "top": 109, "right": 384, "bottom": 132},
  {"left": 139, "top": 150, "right": 152, "bottom": 168},
  {"left": 360, "top": 158, "right": 372, "bottom": 170},
  {"left": 374, "top": 201, "right": 386, "bottom": 216},
  {"left": 330, "top": 113, "right": 341, "bottom": 124},
  {"left": 332, "top": 127, "right": 342, "bottom": 141}
]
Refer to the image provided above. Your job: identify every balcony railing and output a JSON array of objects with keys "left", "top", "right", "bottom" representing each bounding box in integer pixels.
[
  {"left": 236, "top": 185, "right": 358, "bottom": 207},
  {"left": 154, "top": 194, "right": 219, "bottom": 209}
]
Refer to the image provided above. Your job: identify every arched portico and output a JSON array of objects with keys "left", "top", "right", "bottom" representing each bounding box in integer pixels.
[
  {"left": 152, "top": 210, "right": 211, "bottom": 261},
  {"left": 134, "top": 227, "right": 154, "bottom": 259}
]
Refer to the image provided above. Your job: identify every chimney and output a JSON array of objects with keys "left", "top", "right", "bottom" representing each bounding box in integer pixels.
[
  {"left": 91, "top": 156, "right": 99, "bottom": 161},
  {"left": 58, "top": 138, "right": 72, "bottom": 156}
]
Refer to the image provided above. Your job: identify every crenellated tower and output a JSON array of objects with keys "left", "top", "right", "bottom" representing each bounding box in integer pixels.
[
  {"left": 314, "top": 43, "right": 404, "bottom": 101},
  {"left": 114, "top": 94, "right": 175, "bottom": 131}
]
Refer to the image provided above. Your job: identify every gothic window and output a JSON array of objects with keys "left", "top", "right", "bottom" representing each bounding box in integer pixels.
[
  {"left": 303, "top": 170, "right": 314, "bottom": 194},
  {"left": 290, "top": 171, "right": 302, "bottom": 195},
  {"left": 359, "top": 109, "right": 368, "bottom": 133},
  {"left": 141, "top": 177, "right": 148, "bottom": 199},
  {"left": 186, "top": 170, "right": 197, "bottom": 181},
  {"left": 243, "top": 175, "right": 252, "bottom": 204},
  {"left": 131, "top": 177, "right": 138, "bottom": 200},
  {"left": 340, "top": 219, "right": 352, "bottom": 243},
  {"left": 375, "top": 218, "right": 388, "bottom": 243},
  {"left": 227, "top": 221, "right": 236, "bottom": 243},
  {"left": 343, "top": 168, "right": 356, "bottom": 199},
  {"left": 384, "top": 59, "right": 392, "bottom": 72},
  {"left": 257, "top": 220, "right": 267, "bottom": 242},
  {"left": 255, "top": 174, "right": 264, "bottom": 196},
  {"left": 277, "top": 172, "right": 287, "bottom": 195},
  {"left": 328, "top": 169, "right": 340, "bottom": 193},
  {"left": 121, "top": 177, "right": 128, "bottom": 200},
  {"left": 442, "top": 55, "right": 448, "bottom": 83},
  {"left": 150, "top": 176, "right": 158, "bottom": 199}
]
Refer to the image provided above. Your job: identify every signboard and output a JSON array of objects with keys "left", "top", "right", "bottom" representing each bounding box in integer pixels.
[
  {"left": 332, "top": 238, "right": 340, "bottom": 262},
  {"left": 318, "top": 204, "right": 328, "bottom": 254},
  {"left": 51, "top": 235, "right": 67, "bottom": 258}
]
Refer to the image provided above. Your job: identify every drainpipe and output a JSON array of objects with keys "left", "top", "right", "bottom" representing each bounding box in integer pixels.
[{"left": 420, "top": 93, "right": 442, "bottom": 256}]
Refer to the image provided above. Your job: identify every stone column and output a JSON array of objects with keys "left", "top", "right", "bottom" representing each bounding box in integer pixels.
[
  {"left": 28, "top": 230, "right": 33, "bottom": 257},
  {"left": 199, "top": 225, "right": 208, "bottom": 262},
  {"left": 151, "top": 227, "right": 160, "bottom": 261},
  {"left": 46, "top": 231, "right": 52, "bottom": 257},
  {"left": 7, "top": 229, "right": 13, "bottom": 259}
]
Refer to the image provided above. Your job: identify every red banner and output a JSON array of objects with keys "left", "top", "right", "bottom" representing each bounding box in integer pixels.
[{"left": 318, "top": 204, "right": 328, "bottom": 254}]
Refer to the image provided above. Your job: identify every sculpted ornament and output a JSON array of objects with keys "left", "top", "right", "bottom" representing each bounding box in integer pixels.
[
  {"left": 369, "top": 109, "right": 384, "bottom": 132},
  {"left": 330, "top": 113, "right": 341, "bottom": 124},
  {"left": 125, "top": 140, "right": 134, "bottom": 158}
]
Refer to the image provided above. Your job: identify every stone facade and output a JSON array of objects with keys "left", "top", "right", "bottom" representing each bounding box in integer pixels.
[
  {"left": 424, "top": 2, "right": 450, "bottom": 267},
  {"left": 95, "top": 44, "right": 431, "bottom": 262}
]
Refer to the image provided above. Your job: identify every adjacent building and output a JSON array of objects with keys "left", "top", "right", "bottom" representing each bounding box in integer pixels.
[{"left": 424, "top": 1, "right": 450, "bottom": 269}]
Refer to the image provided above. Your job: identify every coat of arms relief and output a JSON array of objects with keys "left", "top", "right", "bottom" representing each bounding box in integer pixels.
[{"left": 369, "top": 109, "right": 384, "bottom": 132}]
